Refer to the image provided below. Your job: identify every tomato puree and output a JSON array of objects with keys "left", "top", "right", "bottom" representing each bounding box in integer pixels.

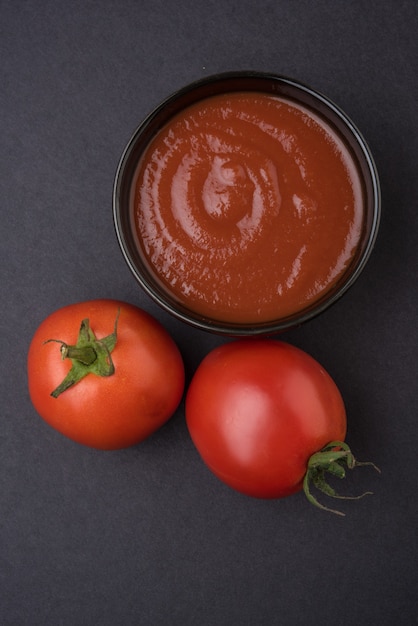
[{"left": 132, "top": 92, "right": 364, "bottom": 323}]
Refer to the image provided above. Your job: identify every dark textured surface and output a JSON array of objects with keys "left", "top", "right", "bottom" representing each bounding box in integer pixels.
[{"left": 2, "top": 2, "right": 417, "bottom": 624}]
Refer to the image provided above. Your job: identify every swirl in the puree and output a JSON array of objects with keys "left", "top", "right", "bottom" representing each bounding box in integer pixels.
[{"left": 133, "top": 92, "right": 363, "bottom": 323}]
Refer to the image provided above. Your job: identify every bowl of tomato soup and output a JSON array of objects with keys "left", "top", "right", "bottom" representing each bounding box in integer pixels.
[{"left": 113, "top": 72, "right": 380, "bottom": 335}]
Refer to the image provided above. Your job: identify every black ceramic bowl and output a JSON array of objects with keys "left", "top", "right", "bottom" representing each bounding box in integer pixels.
[{"left": 113, "top": 71, "right": 380, "bottom": 335}]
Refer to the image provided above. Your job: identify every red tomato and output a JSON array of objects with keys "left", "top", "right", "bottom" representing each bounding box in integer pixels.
[
  {"left": 186, "top": 339, "right": 348, "bottom": 502},
  {"left": 28, "top": 299, "right": 185, "bottom": 450}
]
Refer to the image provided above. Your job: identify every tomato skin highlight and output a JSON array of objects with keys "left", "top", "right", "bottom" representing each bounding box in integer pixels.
[
  {"left": 28, "top": 299, "right": 185, "bottom": 450},
  {"left": 185, "top": 340, "right": 347, "bottom": 499}
]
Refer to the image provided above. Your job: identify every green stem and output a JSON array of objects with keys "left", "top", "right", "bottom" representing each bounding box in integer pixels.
[
  {"left": 303, "top": 441, "right": 380, "bottom": 516},
  {"left": 44, "top": 309, "right": 120, "bottom": 398}
]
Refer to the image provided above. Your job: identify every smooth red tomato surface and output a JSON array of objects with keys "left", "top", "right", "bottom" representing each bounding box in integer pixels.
[
  {"left": 28, "top": 299, "right": 185, "bottom": 449},
  {"left": 185, "top": 340, "right": 346, "bottom": 498}
]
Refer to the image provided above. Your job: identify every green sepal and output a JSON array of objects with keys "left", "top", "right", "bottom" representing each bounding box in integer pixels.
[
  {"left": 44, "top": 309, "right": 120, "bottom": 398},
  {"left": 303, "top": 441, "right": 381, "bottom": 517}
]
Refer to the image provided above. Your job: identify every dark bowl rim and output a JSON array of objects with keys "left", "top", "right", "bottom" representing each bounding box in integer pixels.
[{"left": 113, "top": 70, "right": 381, "bottom": 336}]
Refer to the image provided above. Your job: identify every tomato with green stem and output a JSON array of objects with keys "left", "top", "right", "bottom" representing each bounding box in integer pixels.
[
  {"left": 185, "top": 339, "right": 379, "bottom": 515},
  {"left": 28, "top": 299, "right": 185, "bottom": 450}
]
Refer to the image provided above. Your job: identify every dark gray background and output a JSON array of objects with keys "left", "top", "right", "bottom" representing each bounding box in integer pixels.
[{"left": 2, "top": 1, "right": 417, "bottom": 624}]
